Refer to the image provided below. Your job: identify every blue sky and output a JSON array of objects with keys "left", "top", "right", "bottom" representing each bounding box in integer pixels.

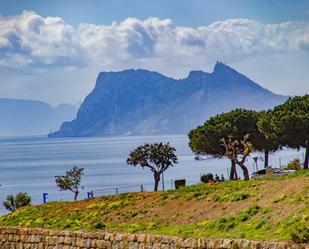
[
  {"left": 0, "top": 0, "right": 309, "bottom": 105},
  {"left": 2, "top": 0, "right": 309, "bottom": 26}
]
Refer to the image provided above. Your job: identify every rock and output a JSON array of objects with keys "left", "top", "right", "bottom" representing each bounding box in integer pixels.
[{"left": 49, "top": 63, "right": 287, "bottom": 138}]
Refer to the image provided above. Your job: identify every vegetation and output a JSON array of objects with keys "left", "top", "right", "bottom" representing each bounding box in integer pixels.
[
  {"left": 3, "top": 192, "right": 31, "bottom": 212},
  {"left": 256, "top": 110, "right": 281, "bottom": 167},
  {"left": 189, "top": 109, "right": 266, "bottom": 180},
  {"left": 55, "top": 166, "right": 84, "bottom": 201},
  {"left": 127, "top": 143, "right": 178, "bottom": 191},
  {"left": 189, "top": 96, "right": 309, "bottom": 181},
  {"left": 1, "top": 95, "right": 309, "bottom": 244},
  {"left": 0, "top": 171, "right": 308, "bottom": 243},
  {"left": 285, "top": 159, "right": 302, "bottom": 170},
  {"left": 220, "top": 134, "right": 253, "bottom": 180},
  {"left": 200, "top": 173, "right": 225, "bottom": 183},
  {"left": 200, "top": 173, "right": 214, "bottom": 183},
  {"left": 290, "top": 222, "right": 309, "bottom": 243},
  {"left": 264, "top": 95, "right": 309, "bottom": 169}
]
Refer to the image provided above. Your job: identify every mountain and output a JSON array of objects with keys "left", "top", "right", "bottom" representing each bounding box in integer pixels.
[
  {"left": 49, "top": 62, "right": 287, "bottom": 137},
  {"left": 0, "top": 99, "right": 78, "bottom": 136}
]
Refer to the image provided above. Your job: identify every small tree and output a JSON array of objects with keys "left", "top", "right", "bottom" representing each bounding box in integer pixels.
[
  {"left": 3, "top": 192, "right": 31, "bottom": 212},
  {"left": 285, "top": 158, "right": 302, "bottom": 170},
  {"left": 55, "top": 166, "right": 84, "bottom": 200},
  {"left": 127, "top": 143, "right": 178, "bottom": 191}
]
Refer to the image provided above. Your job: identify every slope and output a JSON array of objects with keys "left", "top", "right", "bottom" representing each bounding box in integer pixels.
[{"left": 0, "top": 171, "right": 308, "bottom": 242}]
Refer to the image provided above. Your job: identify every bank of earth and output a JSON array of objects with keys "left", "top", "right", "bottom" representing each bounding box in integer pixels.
[{"left": 0, "top": 171, "right": 308, "bottom": 242}]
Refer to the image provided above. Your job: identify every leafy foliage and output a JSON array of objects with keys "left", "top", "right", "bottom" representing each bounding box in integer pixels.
[
  {"left": 189, "top": 109, "right": 273, "bottom": 179},
  {"left": 290, "top": 222, "right": 309, "bottom": 243},
  {"left": 3, "top": 192, "right": 31, "bottom": 212},
  {"left": 285, "top": 159, "right": 302, "bottom": 170},
  {"left": 189, "top": 109, "right": 268, "bottom": 156},
  {"left": 267, "top": 95, "right": 309, "bottom": 168},
  {"left": 55, "top": 166, "right": 84, "bottom": 200},
  {"left": 190, "top": 96, "right": 309, "bottom": 178},
  {"left": 127, "top": 143, "right": 178, "bottom": 191},
  {"left": 200, "top": 173, "right": 214, "bottom": 183},
  {"left": 256, "top": 110, "right": 280, "bottom": 149}
]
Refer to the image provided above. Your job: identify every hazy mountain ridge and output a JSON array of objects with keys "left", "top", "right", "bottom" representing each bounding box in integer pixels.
[
  {"left": 49, "top": 63, "right": 287, "bottom": 137},
  {"left": 0, "top": 99, "right": 78, "bottom": 136}
]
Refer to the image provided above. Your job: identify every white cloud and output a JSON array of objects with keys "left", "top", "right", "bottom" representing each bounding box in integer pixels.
[{"left": 0, "top": 11, "right": 309, "bottom": 69}]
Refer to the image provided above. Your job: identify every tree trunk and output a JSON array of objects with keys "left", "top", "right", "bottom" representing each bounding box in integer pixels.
[
  {"left": 264, "top": 150, "right": 269, "bottom": 168},
  {"left": 153, "top": 172, "right": 161, "bottom": 191},
  {"left": 238, "top": 163, "right": 250, "bottom": 180},
  {"left": 74, "top": 191, "right": 79, "bottom": 201},
  {"left": 229, "top": 160, "right": 236, "bottom": 180},
  {"left": 304, "top": 142, "right": 309, "bottom": 169}
]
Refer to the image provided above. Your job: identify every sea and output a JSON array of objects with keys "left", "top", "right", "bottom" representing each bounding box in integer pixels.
[{"left": 0, "top": 135, "right": 305, "bottom": 215}]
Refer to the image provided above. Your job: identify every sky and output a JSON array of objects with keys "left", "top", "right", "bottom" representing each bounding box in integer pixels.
[{"left": 0, "top": 0, "right": 309, "bottom": 106}]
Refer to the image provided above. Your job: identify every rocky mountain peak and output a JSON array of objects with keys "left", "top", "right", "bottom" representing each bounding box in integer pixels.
[
  {"left": 213, "top": 61, "right": 239, "bottom": 75},
  {"left": 49, "top": 63, "right": 287, "bottom": 137}
]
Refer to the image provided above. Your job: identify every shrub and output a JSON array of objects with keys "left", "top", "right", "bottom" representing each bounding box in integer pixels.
[
  {"left": 290, "top": 223, "right": 309, "bottom": 243},
  {"left": 216, "top": 217, "right": 236, "bottom": 231},
  {"left": 285, "top": 158, "right": 301, "bottom": 170},
  {"left": 107, "top": 200, "right": 128, "bottom": 209},
  {"left": 246, "top": 204, "right": 260, "bottom": 215},
  {"left": 229, "top": 192, "right": 250, "bottom": 202},
  {"left": 87, "top": 202, "right": 106, "bottom": 209},
  {"left": 3, "top": 192, "right": 31, "bottom": 212},
  {"left": 93, "top": 222, "right": 106, "bottom": 230},
  {"left": 211, "top": 192, "right": 249, "bottom": 202},
  {"left": 201, "top": 173, "right": 214, "bottom": 183}
]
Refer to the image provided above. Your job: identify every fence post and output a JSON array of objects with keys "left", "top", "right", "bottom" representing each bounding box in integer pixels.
[
  {"left": 43, "top": 193, "right": 48, "bottom": 204},
  {"left": 87, "top": 191, "right": 94, "bottom": 199}
]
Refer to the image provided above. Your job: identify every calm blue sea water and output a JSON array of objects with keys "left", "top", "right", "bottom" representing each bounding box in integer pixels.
[{"left": 0, "top": 135, "right": 305, "bottom": 215}]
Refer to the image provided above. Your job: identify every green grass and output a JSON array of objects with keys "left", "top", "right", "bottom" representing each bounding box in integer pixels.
[
  {"left": 0, "top": 170, "right": 308, "bottom": 243},
  {"left": 161, "top": 178, "right": 259, "bottom": 201}
]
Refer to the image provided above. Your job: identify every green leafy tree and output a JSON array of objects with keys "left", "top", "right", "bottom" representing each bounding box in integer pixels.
[
  {"left": 189, "top": 112, "right": 237, "bottom": 179},
  {"left": 55, "top": 166, "right": 84, "bottom": 200},
  {"left": 189, "top": 109, "right": 273, "bottom": 179},
  {"left": 257, "top": 110, "right": 281, "bottom": 167},
  {"left": 3, "top": 192, "right": 31, "bottom": 212},
  {"left": 127, "top": 143, "right": 178, "bottom": 191},
  {"left": 268, "top": 96, "right": 309, "bottom": 169}
]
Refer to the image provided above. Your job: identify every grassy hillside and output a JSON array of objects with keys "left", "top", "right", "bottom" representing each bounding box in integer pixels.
[{"left": 0, "top": 171, "right": 308, "bottom": 242}]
